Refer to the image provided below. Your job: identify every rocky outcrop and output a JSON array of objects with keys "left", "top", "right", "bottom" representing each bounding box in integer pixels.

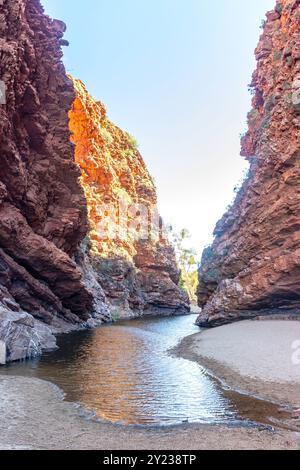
[
  {"left": 197, "top": 0, "right": 300, "bottom": 327},
  {"left": 0, "top": 0, "right": 110, "bottom": 361},
  {"left": 69, "top": 79, "right": 189, "bottom": 318},
  {"left": 0, "top": 0, "right": 188, "bottom": 361}
]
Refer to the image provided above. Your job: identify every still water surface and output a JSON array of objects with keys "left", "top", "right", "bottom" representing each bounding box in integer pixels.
[{"left": 0, "top": 315, "right": 287, "bottom": 427}]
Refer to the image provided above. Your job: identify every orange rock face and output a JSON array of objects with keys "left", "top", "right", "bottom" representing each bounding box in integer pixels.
[
  {"left": 197, "top": 0, "right": 300, "bottom": 326},
  {"left": 69, "top": 79, "right": 190, "bottom": 318},
  {"left": 0, "top": 0, "right": 188, "bottom": 362}
]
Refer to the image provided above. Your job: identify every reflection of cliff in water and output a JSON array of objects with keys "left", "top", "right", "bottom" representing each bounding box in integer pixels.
[
  {"left": 1, "top": 316, "right": 234, "bottom": 425},
  {"left": 0, "top": 315, "right": 293, "bottom": 428}
]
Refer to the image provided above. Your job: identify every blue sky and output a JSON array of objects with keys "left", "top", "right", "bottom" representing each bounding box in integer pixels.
[{"left": 42, "top": 0, "right": 275, "bottom": 254}]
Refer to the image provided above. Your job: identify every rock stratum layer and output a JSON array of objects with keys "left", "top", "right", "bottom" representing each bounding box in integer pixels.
[
  {"left": 69, "top": 79, "right": 189, "bottom": 319},
  {"left": 0, "top": 0, "right": 188, "bottom": 361},
  {"left": 0, "top": 0, "right": 102, "bottom": 362},
  {"left": 197, "top": 0, "right": 300, "bottom": 327}
]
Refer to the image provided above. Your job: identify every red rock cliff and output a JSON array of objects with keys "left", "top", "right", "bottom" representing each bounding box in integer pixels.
[
  {"left": 197, "top": 0, "right": 300, "bottom": 327},
  {"left": 69, "top": 79, "right": 189, "bottom": 318},
  {"left": 0, "top": 0, "right": 109, "bottom": 361},
  {"left": 0, "top": 0, "right": 189, "bottom": 361}
]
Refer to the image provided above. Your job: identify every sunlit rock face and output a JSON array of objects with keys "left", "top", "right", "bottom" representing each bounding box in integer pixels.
[
  {"left": 69, "top": 79, "right": 190, "bottom": 318},
  {"left": 0, "top": 0, "right": 188, "bottom": 361},
  {"left": 0, "top": 0, "right": 109, "bottom": 361},
  {"left": 197, "top": 0, "right": 300, "bottom": 327}
]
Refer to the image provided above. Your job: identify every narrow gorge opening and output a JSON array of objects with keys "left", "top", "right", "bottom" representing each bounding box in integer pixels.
[{"left": 1, "top": 0, "right": 300, "bottom": 451}]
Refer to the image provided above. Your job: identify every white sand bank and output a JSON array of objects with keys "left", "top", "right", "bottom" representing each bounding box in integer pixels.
[
  {"left": 0, "top": 376, "right": 299, "bottom": 450},
  {"left": 176, "top": 320, "right": 300, "bottom": 408},
  {"left": 193, "top": 321, "right": 300, "bottom": 384}
]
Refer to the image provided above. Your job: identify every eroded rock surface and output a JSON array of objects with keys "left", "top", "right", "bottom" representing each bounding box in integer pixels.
[
  {"left": 197, "top": 0, "right": 300, "bottom": 326},
  {"left": 0, "top": 0, "right": 109, "bottom": 360},
  {"left": 69, "top": 79, "right": 189, "bottom": 318},
  {"left": 0, "top": 0, "right": 189, "bottom": 360}
]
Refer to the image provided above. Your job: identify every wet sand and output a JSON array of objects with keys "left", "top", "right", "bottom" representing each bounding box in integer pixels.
[
  {"left": 1, "top": 319, "right": 300, "bottom": 450},
  {"left": 0, "top": 375, "right": 300, "bottom": 450},
  {"left": 174, "top": 320, "right": 300, "bottom": 408}
]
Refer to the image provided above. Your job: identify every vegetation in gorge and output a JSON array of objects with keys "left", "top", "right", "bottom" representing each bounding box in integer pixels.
[{"left": 167, "top": 226, "right": 199, "bottom": 304}]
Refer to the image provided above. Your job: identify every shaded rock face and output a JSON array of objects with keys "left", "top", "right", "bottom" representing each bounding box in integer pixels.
[
  {"left": 0, "top": 0, "right": 109, "bottom": 361},
  {"left": 69, "top": 79, "right": 190, "bottom": 318},
  {"left": 197, "top": 0, "right": 300, "bottom": 327}
]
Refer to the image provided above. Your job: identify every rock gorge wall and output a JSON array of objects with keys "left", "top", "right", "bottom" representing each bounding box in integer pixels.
[
  {"left": 0, "top": 0, "right": 105, "bottom": 362},
  {"left": 69, "top": 79, "right": 189, "bottom": 319},
  {"left": 197, "top": 0, "right": 300, "bottom": 327},
  {"left": 0, "top": 0, "right": 188, "bottom": 361}
]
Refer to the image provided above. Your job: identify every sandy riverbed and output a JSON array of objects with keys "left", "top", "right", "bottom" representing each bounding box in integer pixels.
[
  {"left": 1, "top": 320, "right": 300, "bottom": 450},
  {"left": 0, "top": 376, "right": 300, "bottom": 450},
  {"left": 174, "top": 320, "right": 300, "bottom": 409}
]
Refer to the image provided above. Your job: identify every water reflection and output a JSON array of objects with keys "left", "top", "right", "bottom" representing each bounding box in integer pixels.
[
  {"left": 0, "top": 315, "right": 289, "bottom": 427},
  {"left": 0, "top": 315, "right": 232, "bottom": 425}
]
